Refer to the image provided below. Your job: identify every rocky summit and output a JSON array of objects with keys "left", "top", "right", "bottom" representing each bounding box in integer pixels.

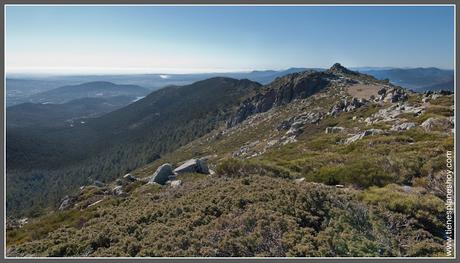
[{"left": 6, "top": 64, "right": 454, "bottom": 257}]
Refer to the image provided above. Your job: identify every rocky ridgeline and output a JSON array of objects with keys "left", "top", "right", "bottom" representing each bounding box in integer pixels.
[
  {"left": 227, "top": 63, "right": 395, "bottom": 128},
  {"left": 226, "top": 70, "right": 335, "bottom": 128}
]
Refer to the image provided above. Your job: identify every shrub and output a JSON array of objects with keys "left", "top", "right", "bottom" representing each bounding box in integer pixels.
[
  {"left": 215, "top": 158, "right": 292, "bottom": 179},
  {"left": 306, "top": 158, "right": 398, "bottom": 187}
]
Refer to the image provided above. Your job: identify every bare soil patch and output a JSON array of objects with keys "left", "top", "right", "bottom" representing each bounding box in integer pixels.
[{"left": 346, "top": 84, "right": 382, "bottom": 99}]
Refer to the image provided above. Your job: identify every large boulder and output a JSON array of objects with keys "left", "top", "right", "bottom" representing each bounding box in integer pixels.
[
  {"left": 174, "top": 159, "right": 210, "bottom": 174},
  {"left": 149, "top": 163, "right": 174, "bottom": 185},
  {"left": 421, "top": 117, "right": 454, "bottom": 133}
]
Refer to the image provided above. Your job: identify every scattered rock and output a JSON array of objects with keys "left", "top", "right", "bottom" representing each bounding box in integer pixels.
[
  {"left": 174, "top": 159, "right": 210, "bottom": 174},
  {"left": 93, "top": 180, "right": 105, "bottom": 187},
  {"left": 149, "top": 163, "right": 174, "bottom": 185},
  {"left": 391, "top": 122, "right": 416, "bottom": 131},
  {"left": 281, "top": 135, "right": 297, "bottom": 145},
  {"left": 294, "top": 178, "right": 305, "bottom": 184},
  {"left": 170, "top": 180, "right": 182, "bottom": 188},
  {"left": 374, "top": 87, "right": 408, "bottom": 103},
  {"left": 58, "top": 195, "right": 76, "bottom": 211},
  {"left": 286, "top": 126, "right": 303, "bottom": 137},
  {"left": 368, "top": 103, "right": 424, "bottom": 124},
  {"left": 421, "top": 117, "right": 454, "bottom": 133},
  {"left": 279, "top": 111, "right": 324, "bottom": 137},
  {"left": 344, "top": 129, "right": 383, "bottom": 144},
  {"left": 277, "top": 120, "right": 291, "bottom": 131},
  {"left": 335, "top": 184, "right": 345, "bottom": 188},
  {"left": 328, "top": 97, "right": 366, "bottom": 116},
  {"left": 402, "top": 185, "right": 412, "bottom": 193},
  {"left": 123, "top": 173, "right": 137, "bottom": 182},
  {"left": 87, "top": 199, "right": 104, "bottom": 208},
  {"left": 233, "top": 141, "right": 260, "bottom": 157},
  {"left": 112, "top": 186, "right": 125, "bottom": 196},
  {"left": 18, "top": 217, "right": 28, "bottom": 225},
  {"left": 325, "top": 126, "right": 345, "bottom": 134}
]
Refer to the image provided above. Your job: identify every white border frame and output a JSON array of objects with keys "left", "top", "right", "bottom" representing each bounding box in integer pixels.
[{"left": 3, "top": 3, "right": 457, "bottom": 260}]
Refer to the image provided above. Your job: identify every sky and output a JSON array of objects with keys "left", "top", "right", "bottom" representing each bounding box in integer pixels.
[{"left": 5, "top": 5, "right": 455, "bottom": 74}]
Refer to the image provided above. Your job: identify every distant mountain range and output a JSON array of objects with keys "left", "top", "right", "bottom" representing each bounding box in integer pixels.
[
  {"left": 7, "top": 66, "right": 453, "bottom": 107},
  {"left": 357, "top": 67, "right": 454, "bottom": 92},
  {"left": 25, "top": 81, "right": 149, "bottom": 104}
]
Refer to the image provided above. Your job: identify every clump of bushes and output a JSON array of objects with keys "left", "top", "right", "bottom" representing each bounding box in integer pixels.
[
  {"left": 306, "top": 158, "right": 399, "bottom": 187},
  {"left": 215, "top": 158, "right": 292, "bottom": 179},
  {"left": 361, "top": 184, "right": 445, "bottom": 235},
  {"left": 8, "top": 173, "right": 448, "bottom": 257}
]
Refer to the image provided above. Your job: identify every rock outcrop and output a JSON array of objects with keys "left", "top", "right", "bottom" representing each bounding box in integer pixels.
[
  {"left": 344, "top": 129, "right": 384, "bottom": 144},
  {"left": 373, "top": 87, "right": 408, "bottom": 103},
  {"left": 227, "top": 70, "right": 334, "bottom": 127},
  {"left": 328, "top": 97, "right": 367, "bottom": 116},
  {"left": 58, "top": 195, "right": 76, "bottom": 211},
  {"left": 327, "top": 63, "right": 360, "bottom": 76},
  {"left": 149, "top": 163, "right": 174, "bottom": 185},
  {"left": 365, "top": 103, "right": 424, "bottom": 124},
  {"left": 278, "top": 111, "right": 324, "bottom": 138},
  {"left": 93, "top": 180, "right": 105, "bottom": 187},
  {"left": 174, "top": 159, "right": 210, "bottom": 174},
  {"left": 325, "top": 126, "right": 345, "bottom": 134},
  {"left": 391, "top": 122, "right": 416, "bottom": 131},
  {"left": 421, "top": 117, "right": 454, "bottom": 133},
  {"left": 112, "top": 186, "right": 125, "bottom": 196}
]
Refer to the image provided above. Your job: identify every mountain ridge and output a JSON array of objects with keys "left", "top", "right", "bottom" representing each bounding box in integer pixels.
[{"left": 26, "top": 81, "right": 150, "bottom": 104}]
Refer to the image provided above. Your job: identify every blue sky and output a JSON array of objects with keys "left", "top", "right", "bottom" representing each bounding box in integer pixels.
[{"left": 5, "top": 5, "right": 455, "bottom": 74}]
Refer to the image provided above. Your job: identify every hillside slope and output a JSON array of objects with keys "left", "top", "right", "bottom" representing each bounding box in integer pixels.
[
  {"left": 6, "top": 64, "right": 454, "bottom": 257},
  {"left": 6, "top": 77, "right": 262, "bottom": 216},
  {"left": 7, "top": 96, "right": 136, "bottom": 128}
]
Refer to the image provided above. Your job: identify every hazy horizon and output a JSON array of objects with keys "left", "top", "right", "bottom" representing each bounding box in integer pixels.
[{"left": 5, "top": 64, "right": 455, "bottom": 77}]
